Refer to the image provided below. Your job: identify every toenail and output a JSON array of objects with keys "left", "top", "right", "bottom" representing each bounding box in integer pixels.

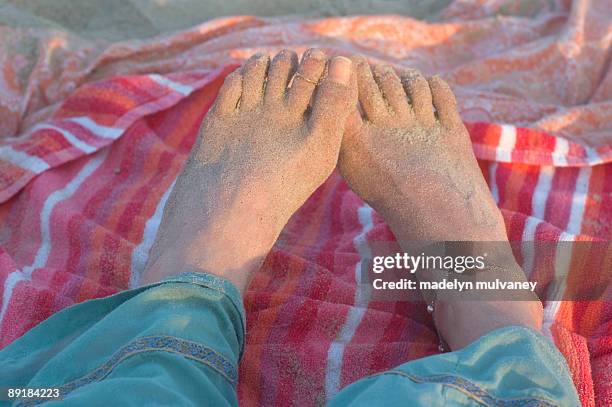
[
  {"left": 403, "top": 70, "right": 420, "bottom": 80},
  {"left": 305, "top": 48, "right": 326, "bottom": 60},
  {"left": 381, "top": 65, "right": 395, "bottom": 75},
  {"left": 376, "top": 65, "right": 395, "bottom": 78},
  {"left": 253, "top": 52, "right": 268, "bottom": 61},
  {"left": 351, "top": 55, "right": 367, "bottom": 64},
  {"left": 431, "top": 75, "right": 446, "bottom": 86},
  {"left": 355, "top": 59, "right": 368, "bottom": 68},
  {"left": 328, "top": 56, "right": 352, "bottom": 85}
]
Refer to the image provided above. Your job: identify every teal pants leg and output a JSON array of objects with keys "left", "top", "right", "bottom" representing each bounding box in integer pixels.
[
  {"left": 0, "top": 272, "right": 579, "bottom": 406},
  {"left": 1, "top": 273, "right": 245, "bottom": 406},
  {"left": 329, "top": 326, "right": 580, "bottom": 406}
]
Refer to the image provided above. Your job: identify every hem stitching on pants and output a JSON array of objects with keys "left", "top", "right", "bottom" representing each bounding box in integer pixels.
[
  {"left": 380, "top": 370, "right": 560, "bottom": 407},
  {"left": 15, "top": 335, "right": 238, "bottom": 406}
]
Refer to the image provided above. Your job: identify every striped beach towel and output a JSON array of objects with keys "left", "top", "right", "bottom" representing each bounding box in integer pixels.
[{"left": 1, "top": 0, "right": 610, "bottom": 405}]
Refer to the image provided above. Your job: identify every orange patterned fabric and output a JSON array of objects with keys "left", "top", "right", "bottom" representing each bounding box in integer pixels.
[{"left": 0, "top": 1, "right": 610, "bottom": 406}]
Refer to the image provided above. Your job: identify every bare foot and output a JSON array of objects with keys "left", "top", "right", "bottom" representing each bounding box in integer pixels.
[
  {"left": 340, "top": 59, "right": 506, "bottom": 243},
  {"left": 339, "top": 57, "right": 542, "bottom": 350},
  {"left": 141, "top": 50, "right": 356, "bottom": 293}
]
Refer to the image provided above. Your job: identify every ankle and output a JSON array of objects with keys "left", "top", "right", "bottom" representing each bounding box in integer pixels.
[
  {"left": 434, "top": 300, "right": 544, "bottom": 351},
  {"left": 140, "top": 192, "right": 281, "bottom": 291}
]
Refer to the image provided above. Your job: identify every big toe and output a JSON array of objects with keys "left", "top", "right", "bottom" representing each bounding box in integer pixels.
[
  {"left": 352, "top": 55, "right": 388, "bottom": 122},
  {"left": 328, "top": 55, "right": 352, "bottom": 85},
  {"left": 308, "top": 56, "right": 356, "bottom": 138}
]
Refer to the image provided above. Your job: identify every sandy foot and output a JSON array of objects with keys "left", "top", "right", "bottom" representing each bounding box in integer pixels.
[
  {"left": 339, "top": 57, "right": 543, "bottom": 350},
  {"left": 142, "top": 50, "right": 356, "bottom": 292}
]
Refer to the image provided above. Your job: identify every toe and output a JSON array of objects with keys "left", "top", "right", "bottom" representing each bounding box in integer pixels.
[
  {"left": 429, "top": 76, "right": 462, "bottom": 127},
  {"left": 240, "top": 53, "right": 270, "bottom": 110},
  {"left": 211, "top": 70, "right": 242, "bottom": 115},
  {"left": 372, "top": 64, "right": 412, "bottom": 120},
  {"left": 264, "top": 49, "right": 298, "bottom": 104},
  {"left": 286, "top": 48, "right": 327, "bottom": 116},
  {"left": 401, "top": 69, "right": 435, "bottom": 127},
  {"left": 308, "top": 56, "right": 356, "bottom": 141},
  {"left": 352, "top": 55, "right": 388, "bottom": 122}
]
